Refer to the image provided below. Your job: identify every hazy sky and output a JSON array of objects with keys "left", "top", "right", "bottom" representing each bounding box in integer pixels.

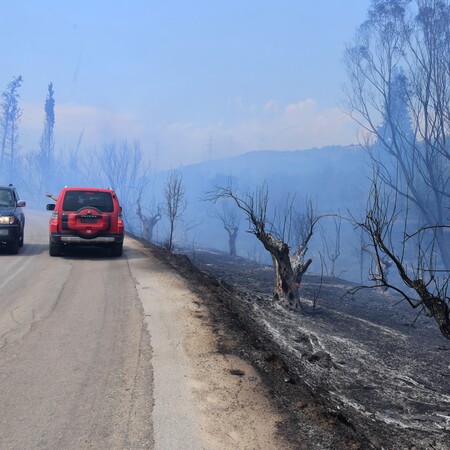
[{"left": 1, "top": 0, "right": 370, "bottom": 169}]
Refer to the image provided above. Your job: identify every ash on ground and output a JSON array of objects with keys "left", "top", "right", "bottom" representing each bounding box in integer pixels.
[{"left": 151, "top": 244, "right": 450, "bottom": 450}]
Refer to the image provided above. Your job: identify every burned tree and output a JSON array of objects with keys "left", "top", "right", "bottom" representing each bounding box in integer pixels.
[
  {"left": 287, "top": 199, "right": 319, "bottom": 291},
  {"left": 180, "top": 216, "right": 203, "bottom": 244},
  {"left": 353, "top": 227, "right": 368, "bottom": 285},
  {"left": 98, "top": 140, "right": 150, "bottom": 233},
  {"left": 136, "top": 189, "right": 161, "bottom": 243},
  {"left": 211, "top": 201, "right": 240, "bottom": 256},
  {"left": 163, "top": 170, "right": 186, "bottom": 251},
  {"left": 208, "top": 183, "right": 321, "bottom": 310},
  {"left": 343, "top": 0, "right": 450, "bottom": 269},
  {"left": 320, "top": 216, "right": 343, "bottom": 278},
  {"left": 351, "top": 177, "right": 450, "bottom": 341}
]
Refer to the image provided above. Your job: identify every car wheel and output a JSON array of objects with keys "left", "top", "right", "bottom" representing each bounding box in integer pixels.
[
  {"left": 49, "top": 239, "right": 61, "bottom": 257},
  {"left": 111, "top": 243, "right": 123, "bottom": 257},
  {"left": 8, "top": 237, "right": 19, "bottom": 254},
  {"left": 18, "top": 227, "right": 24, "bottom": 247}
]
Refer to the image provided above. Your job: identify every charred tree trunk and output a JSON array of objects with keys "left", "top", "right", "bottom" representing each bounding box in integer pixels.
[
  {"left": 141, "top": 215, "right": 160, "bottom": 242},
  {"left": 259, "top": 233, "right": 300, "bottom": 309},
  {"left": 413, "top": 280, "right": 450, "bottom": 341},
  {"left": 291, "top": 243, "right": 312, "bottom": 288},
  {"left": 226, "top": 225, "right": 238, "bottom": 256},
  {"left": 207, "top": 184, "right": 319, "bottom": 312},
  {"left": 375, "top": 231, "right": 450, "bottom": 341},
  {"left": 136, "top": 201, "right": 161, "bottom": 244},
  {"left": 293, "top": 258, "right": 312, "bottom": 287}
]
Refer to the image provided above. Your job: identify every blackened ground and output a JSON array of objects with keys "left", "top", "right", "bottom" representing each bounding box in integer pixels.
[{"left": 148, "top": 243, "right": 450, "bottom": 450}]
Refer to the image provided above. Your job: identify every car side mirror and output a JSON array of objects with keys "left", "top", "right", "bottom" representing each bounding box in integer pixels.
[
  {"left": 17, "top": 200, "right": 26, "bottom": 207},
  {"left": 46, "top": 204, "right": 55, "bottom": 211}
]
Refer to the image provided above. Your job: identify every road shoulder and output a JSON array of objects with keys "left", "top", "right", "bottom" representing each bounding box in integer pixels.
[{"left": 126, "top": 237, "right": 288, "bottom": 449}]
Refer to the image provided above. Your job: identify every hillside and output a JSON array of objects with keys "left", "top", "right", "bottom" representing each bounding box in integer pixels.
[
  {"left": 147, "top": 145, "right": 371, "bottom": 279},
  {"left": 168, "top": 144, "right": 369, "bottom": 210}
]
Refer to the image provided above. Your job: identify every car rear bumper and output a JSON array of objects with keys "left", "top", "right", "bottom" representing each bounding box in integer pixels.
[{"left": 50, "top": 233, "right": 124, "bottom": 245}]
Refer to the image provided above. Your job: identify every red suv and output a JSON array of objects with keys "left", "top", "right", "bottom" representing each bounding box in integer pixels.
[{"left": 46, "top": 187, "right": 124, "bottom": 257}]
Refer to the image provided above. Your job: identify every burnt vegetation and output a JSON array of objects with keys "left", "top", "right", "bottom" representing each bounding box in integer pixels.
[{"left": 206, "top": 183, "right": 321, "bottom": 310}]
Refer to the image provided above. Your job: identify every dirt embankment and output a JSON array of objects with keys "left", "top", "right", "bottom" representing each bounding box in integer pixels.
[{"left": 148, "top": 244, "right": 450, "bottom": 450}]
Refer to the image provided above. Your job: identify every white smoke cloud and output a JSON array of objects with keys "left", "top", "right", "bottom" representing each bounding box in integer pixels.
[
  {"left": 151, "top": 99, "right": 359, "bottom": 168},
  {"left": 18, "top": 98, "right": 359, "bottom": 169}
]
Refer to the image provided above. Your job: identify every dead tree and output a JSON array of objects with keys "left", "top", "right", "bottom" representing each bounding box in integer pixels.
[
  {"left": 136, "top": 189, "right": 161, "bottom": 243},
  {"left": 288, "top": 200, "right": 319, "bottom": 289},
  {"left": 211, "top": 201, "right": 240, "bottom": 256},
  {"left": 180, "top": 216, "right": 203, "bottom": 244},
  {"left": 163, "top": 170, "right": 186, "bottom": 251},
  {"left": 97, "top": 140, "right": 151, "bottom": 233},
  {"left": 343, "top": 0, "right": 450, "bottom": 269},
  {"left": 208, "top": 183, "right": 320, "bottom": 310},
  {"left": 353, "top": 227, "right": 369, "bottom": 285},
  {"left": 351, "top": 177, "right": 450, "bottom": 341},
  {"left": 320, "top": 216, "right": 342, "bottom": 278}
]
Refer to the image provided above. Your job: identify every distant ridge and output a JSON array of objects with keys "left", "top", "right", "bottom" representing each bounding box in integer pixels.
[
  {"left": 162, "top": 144, "right": 370, "bottom": 211},
  {"left": 147, "top": 145, "right": 371, "bottom": 268}
]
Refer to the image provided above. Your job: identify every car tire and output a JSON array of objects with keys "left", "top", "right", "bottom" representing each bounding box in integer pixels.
[
  {"left": 49, "top": 240, "right": 61, "bottom": 257},
  {"left": 111, "top": 243, "right": 123, "bottom": 257},
  {"left": 18, "top": 228, "right": 24, "bottom": 247}
]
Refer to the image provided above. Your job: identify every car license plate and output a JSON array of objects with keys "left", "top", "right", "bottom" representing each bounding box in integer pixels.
[
  {"left": 0, "top": 229, "right": 9, "bottom": 236},
  {"left": 81, "top": 217, "right": 98, "bottom": 223}
]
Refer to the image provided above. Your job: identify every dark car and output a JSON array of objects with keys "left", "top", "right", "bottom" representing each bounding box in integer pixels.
[
  {"left": 46, "top": 187, "right": 124, "bottom": 257},
  {"left": 0, "top": 184, "right": 26, "bottom": 254}
]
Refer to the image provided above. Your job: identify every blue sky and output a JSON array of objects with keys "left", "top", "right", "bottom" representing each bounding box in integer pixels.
[{"left": 1, "top": 0, "right": 370, "bottom": 169}]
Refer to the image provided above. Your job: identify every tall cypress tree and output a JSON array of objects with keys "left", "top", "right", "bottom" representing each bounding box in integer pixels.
[
  {"left": 39, "top": 82, "right": 55, "bottom": 173},
  {"left": 38, "top": 82, "right": 55, "bottom": 191},
  {"left": 0, "top": 75, "right": 23, "bottom": 176}
]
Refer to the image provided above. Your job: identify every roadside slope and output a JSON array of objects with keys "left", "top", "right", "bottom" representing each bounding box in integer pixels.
[{"left": 126, "top": 237, "right": 290, "bottom": 449}]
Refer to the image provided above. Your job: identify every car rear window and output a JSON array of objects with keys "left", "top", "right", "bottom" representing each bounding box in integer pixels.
[{"left": 62, "top": 191, "right": 114, "bottom": 212}]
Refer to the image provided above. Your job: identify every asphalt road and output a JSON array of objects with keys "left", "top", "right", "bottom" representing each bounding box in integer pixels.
[
  {"left": 0, "top": 210, "right": 285, "bottom": 450},
  {"left": 0, "top": 210, "right": 154, "bottom": 449}
]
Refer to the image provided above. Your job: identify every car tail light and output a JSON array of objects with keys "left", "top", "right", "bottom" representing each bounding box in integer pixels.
[
  {"left": 50, "top": 211, "right": 59, "bottom": 226},
  {"left": 117, "top": 212, "right": 124, "bottom": 234}
]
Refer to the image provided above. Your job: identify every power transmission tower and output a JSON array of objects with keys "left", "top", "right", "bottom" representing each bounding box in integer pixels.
[{"left": 205, "top": 135, "right": 213, "bottom": 161}]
